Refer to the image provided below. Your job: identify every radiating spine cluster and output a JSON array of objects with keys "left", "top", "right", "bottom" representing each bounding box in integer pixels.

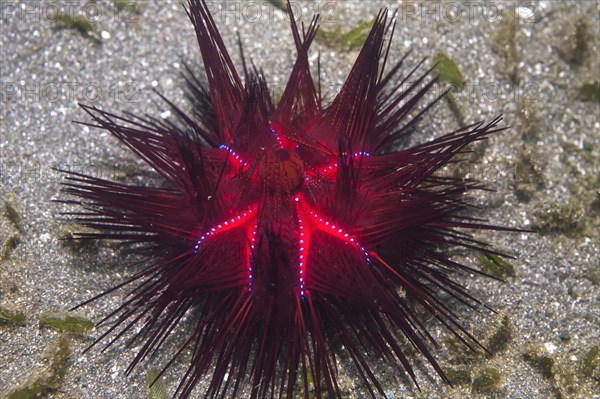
[{"left": 60, "top": 1, "right": 510, "bottom": 398}]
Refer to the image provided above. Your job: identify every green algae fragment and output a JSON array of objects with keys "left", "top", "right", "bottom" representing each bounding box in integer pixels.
[
  {"left": 446, "top": 91, "right": 465, "bottom": 127},
  {"left": 266, "top": 0, "right": 287, "bottom": 12},
  {"left": 48, "top": 336, "right": 70, "bottom": 385},
  {"left": 1, "top": 234, "right": 21, "bottom": 260},
  {"left": 317, "top": 19, "right": 374, "bottom": 51},
  {"left": 579, "top": 82, "right": 600, "bottom": 103},
  {"left": 432, "top": 52, "right": 465, "bottom": 91},
  {"left": 53, "top": 13, "right": 94, "bottom": 33},
  {"left": 557, "top": 369, "right": 580, "bottom": 397},
  {"left": 571, "top": 16, "right": 589, "bottom": 66},
  {"left": 513, "top": 152, "right": 545, "bottom": 203},
  {"left": 523, "top": 349, "right": 555, "bottom": 379},
  {"left": 5, "top": 384, "right": 46, "bottom": 399},
  {"left": 52, "top": 13, "right": 101, "bottom": 44},
  {"left": 147, "top": 368, "right": 168, "bottom": 399},
  {"left": 477, "top": 252, "right": 516, "bottom": 279},
  {"left": 432, "top": 53, "right": 466, "bottom": 126},
  {"left": 59, "top": 223, "right": 100, "bottom": 253},
  {"left": 487, "top": 316, "right": 513, "bottom": 355},
  {"left": 40, "top": 312, "right": 95, "bottom": 334},
  {"left": 522, "top": 347, "right": 582, "bottom": 397},
  {"left": 591, "top": 191, "right": 600, "bottom": 215},
  {"left": 443, "top": 366, "right": 472, "bottom": 386},
  {"left": 533, "top": 202, "right": 585, "bottom": 236},
  {"left": 293, "top": 370, "right": 335, "bottom": 399},
  {"left": 442, "top": 333, "right": 479, "bottom": 359},
  {"left": 4, "top": 201, "right": 23, "bottom": 232},
  {"left": 556, "top": 15, "right": 590, "bottom": 66},
  {"left": 0, "top": 305, "right": 26, "bottom": 325},
  {"left": 114, "top": 0, "right": 142, "bottom": 14},
  {"left": 581, "top": 345, "right": 599, "bottom": 378},
  {"left": 472, "top": 367, "right": 501, "bottom": 393},
  {"left": 5, "top": 336, "right": 70, "bottom": 399},
  {"left": 491, "top": 10, "right": 519, "bottom": 84}
]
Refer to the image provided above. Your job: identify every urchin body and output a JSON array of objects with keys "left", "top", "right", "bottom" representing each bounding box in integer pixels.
[{"left": 63, "top": 1, "right": 507, "bottom": 398}]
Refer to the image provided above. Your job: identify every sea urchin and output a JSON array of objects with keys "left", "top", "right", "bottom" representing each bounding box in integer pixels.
[{"left": 62, "top": 1, "right": 509, "bottom": 398}]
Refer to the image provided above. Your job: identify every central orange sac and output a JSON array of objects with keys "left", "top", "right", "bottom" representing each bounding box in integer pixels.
[{"left": 260, "top": 148, "right": 304, "bottom": 195}]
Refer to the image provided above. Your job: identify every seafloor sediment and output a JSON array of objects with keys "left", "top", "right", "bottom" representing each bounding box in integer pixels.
[{"left": 1, "top": 1, "right": 598, "bottom": 398}]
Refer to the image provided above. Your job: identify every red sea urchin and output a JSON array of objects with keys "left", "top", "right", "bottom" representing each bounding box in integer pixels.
[{"left": 61, "top": 1, "right": 510, "bottom": 398}]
